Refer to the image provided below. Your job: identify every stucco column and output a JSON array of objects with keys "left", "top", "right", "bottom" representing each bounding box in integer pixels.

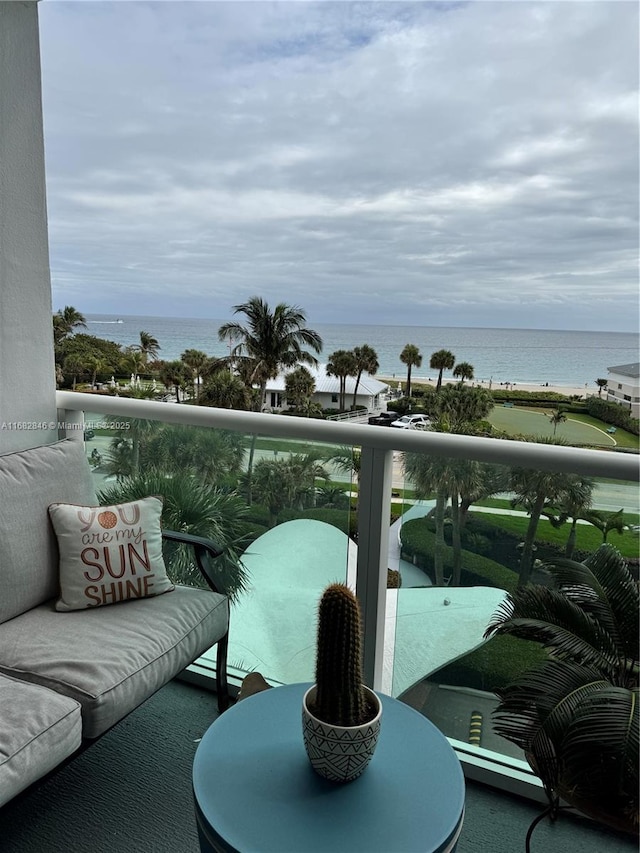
[{"left": 0, "top": 1, "right": 58, "bottom": 452}]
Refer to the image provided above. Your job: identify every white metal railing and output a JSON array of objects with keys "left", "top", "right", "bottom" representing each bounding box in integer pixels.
[
  {"left": 326, "top": 409, "right": 371, "bottom": 422},
  {"left": 57, "top": 390, "right": 639, "bottom": 686},
  {"left": 56, "top": 391, "right": 639, "bottom": 797}
]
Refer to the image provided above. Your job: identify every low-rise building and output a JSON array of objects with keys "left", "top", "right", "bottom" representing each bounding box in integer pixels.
[
  {"left": 264, "top": 365, "right": 389, "bottom": 412},
  {"left": 606, "top": 362, "right": 640, "bottom": 418}
]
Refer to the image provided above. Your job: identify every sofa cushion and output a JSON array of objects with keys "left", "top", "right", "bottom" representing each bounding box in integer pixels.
[
  {"left": 0, "top": 441, "right": 97, "bottom": 624},
  {"left": 0, "top": 586, "right": 228, "bottom": 738},
  {"left": 49, "top": 496, "right": 174, "bottom": 611},
  {"left": 0, "top": 673, "right": 82, "bottom": 807}
]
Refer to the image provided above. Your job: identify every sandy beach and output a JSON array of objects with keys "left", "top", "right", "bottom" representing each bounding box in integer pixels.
[{"left": 378, "top": 375, "right": 596, "bottom": 399}]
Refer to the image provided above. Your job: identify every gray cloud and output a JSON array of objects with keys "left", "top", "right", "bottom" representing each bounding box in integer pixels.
[{"left": 39, "top": 1, "right": 638, "bottom": 330}]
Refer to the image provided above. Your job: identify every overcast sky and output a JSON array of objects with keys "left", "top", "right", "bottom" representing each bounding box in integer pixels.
[{"left": 39, "top": 1, "right": 639, "bottom": 331}]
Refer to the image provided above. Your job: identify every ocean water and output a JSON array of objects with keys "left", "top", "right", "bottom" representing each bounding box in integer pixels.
[{"left": 86, "top": 314, "right": 638, "bottom": 389}]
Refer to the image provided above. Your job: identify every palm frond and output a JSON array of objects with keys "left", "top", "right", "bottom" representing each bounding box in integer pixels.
[
  {"left": 493, "top": 662, "right": 608, "bottom": 747},
  {"left": 559, "top": 687, "right": 639, "bottom": 834},
  {"left": 541, "top": 545, "right": 639, "bottom": 676},
  {"left": 485, "top": 586, "right": 621, "bottom": 677}
]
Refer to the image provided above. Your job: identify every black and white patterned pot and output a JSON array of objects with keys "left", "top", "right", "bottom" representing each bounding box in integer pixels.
[{"left": 302, "top": 685, "right": 382, "bottom": 783}]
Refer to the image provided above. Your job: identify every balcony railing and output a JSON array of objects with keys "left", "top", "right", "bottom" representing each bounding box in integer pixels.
[{"left": 56, "top": 390, "right": 640, "bottom": 800}]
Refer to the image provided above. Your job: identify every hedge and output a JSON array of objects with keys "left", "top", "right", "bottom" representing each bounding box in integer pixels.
[
  {"left": 490, "top": 388, "right": 577, "bottom": 404},
  {"left": 586, "top": 397, "right": 639, "bottom": 435},
  {"left": 277, "top": 507, "right": 357, "bottom": 538},
  {"left": 467, "top": 512, "right": 636, "bottom": 560},
  {"left": 243, "top": 504, "right": 272, "bottom": 528},
  {"left": 400, "top": 518, "right": 517, "bottom": 592},
  {"left": 427, "top": 634, "right": 547, "bottom": 692}
]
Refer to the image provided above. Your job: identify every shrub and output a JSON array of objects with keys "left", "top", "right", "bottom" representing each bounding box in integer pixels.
[
  {"left": 586, "top": 397, "right": 639, "bottom": 435},
  {"left": 277, "top": 507, "right": 355, "bottom": 537},
  {"left": 243, "top": 504, "right": 272, "bottom": 527},
  {"left": 399, "top": 518, "right": 517, "bottom": 592},
  {"left": 490, "top": 388, "right": 574, "bottom": 404},
  {"left": 428, "top": 634, "right": 547, "bottom": 692}
]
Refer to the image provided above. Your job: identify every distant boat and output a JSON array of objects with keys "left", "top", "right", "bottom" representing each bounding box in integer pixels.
[{"left": 88, "top": 319, "right": 124, "bottom": 324}]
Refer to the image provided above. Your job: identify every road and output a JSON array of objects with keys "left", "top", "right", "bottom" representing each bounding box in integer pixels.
[{"left": 84, "top": 428, "right": 638, "bottom": 516}]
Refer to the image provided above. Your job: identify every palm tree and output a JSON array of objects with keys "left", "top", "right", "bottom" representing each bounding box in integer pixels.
[
  {"left": 446, "top": 458, "right": 486, "bottom": 585},
  {"left": 453, "top": 361, "right": 474, "bottom": 385},
  {"left": 200, "top": 370, "right": 250, "bottom": 410},
  {"left": 430, "top": 349, "right": 456, "bottom": 392},
  {"left": 181, "top": 349, "right": 209, "bottom": 399},
  {"left": 543, "top": 475, "right": 594, "bottom": 558},
  {"left": 326, "top": 350, "right": 357, "bottom": 411},
  {"left": 399, "top": 344, "right": 422, "bottom": 399},
  {"left": 549, "top": 408, "right": 567, "bottom": 435},
  {"left": 329, "top": 446, "right": 361, "bottom": 487},
  {"left": 404, "top": 452, "right": 507, "bottom": 586},
  {"left": 63, "top": 353, "right": 86, "bottom": 390},
  {"left": 251, "top": 458, "right": 292, "bottom": 527},
  {"left": 218, "top": 297, "right": 322, "bottom": 412},
  {"left": 122, "top": 349, "right": 146, "bottom": 381},
  {"left": 458, "top": 462, "right": 511, "bottom": 530},
  {"left": 286, "top": 452, "right": 330, "bottom": 509},
  {"left": 485, "top": 545, "right": 639, "bottom": 835},
  {"left": 53, "top": 306, "right": 86, "bottom": 344},
  {"left": 403, "top": 453, "right": 454, "bottom": 586},
  {"left": 85, "top": 354, "right": 108, "bottom": 387},
  {"left": 218, "top": 298, "right": 322, "bottom": 506},
  {"left": 583, "top": 508, "right": 627, "bottom": 543},
  {"left": 351, "top": 345, "right": 379, "bottom": 409},
  {"left": 106, "top": 416, "right": 160, "bottom": 477},
  {"left": 134, "top": 331, "right": 161, "bottom": 363},
  {"left": 510, "top": 439, "right": 578, "bottom": 586},
  {"left": 102, "top": 436, "right": 134, "bottom": 482},
  {"left": 158, "top": 360, "right": 191, "bottom": 402},
  {"left": 595, "top": 378, "right": 608, "bottom": 397},
  {"left": 141, "top": 423, "right": 245, "bottom": 485},
  {"left": 432, "top": 385, "right": 493, "bottom": 433}
]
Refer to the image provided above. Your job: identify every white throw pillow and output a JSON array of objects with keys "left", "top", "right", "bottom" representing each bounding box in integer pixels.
[{"left": 49, "top": 496, "right": 174, "bottom": 611}]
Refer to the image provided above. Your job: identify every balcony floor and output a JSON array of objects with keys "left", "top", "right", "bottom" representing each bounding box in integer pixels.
[{"left": 0, "top": 678, "right": 635, "bottom": 853}]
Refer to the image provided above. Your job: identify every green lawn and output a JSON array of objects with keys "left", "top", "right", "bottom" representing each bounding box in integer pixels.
[
  {"left": 488, "top": 406, "right": 619, "bottom": 446},
  {"left": 255, "top": 437, "right": 342, "bottom": 456},
  {"left": 562, "top": 413, "right": 639, "bottom": 449},
  {"left": 471, "top": 511, "right": 639, "bottom": 558}
]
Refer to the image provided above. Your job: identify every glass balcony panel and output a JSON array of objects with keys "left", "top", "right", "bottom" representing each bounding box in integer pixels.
[
  {"left": 82, "top": 413, "right": 354, "bottom": 687},
  {"left": 392, "top": 450, "right": 640, "bottom": 769},
  {"left": 59, "top": 393, "right": 638, "bottom": 799}
]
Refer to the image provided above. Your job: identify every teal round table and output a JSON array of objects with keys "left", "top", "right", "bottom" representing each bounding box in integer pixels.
[{"left": 193, "top": 683, "right": 465, "bottom": 853}]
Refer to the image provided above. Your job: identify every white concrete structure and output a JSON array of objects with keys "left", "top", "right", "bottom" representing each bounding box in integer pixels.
[
  {"left": 228, "top": 519, "right": 506, "bottom": 698},
  {"left": 606, "top": 362, "right": 640, "bottom": 419},
  {"left": 0, "top": 3, "right": 58, "bottom": 452},
  {"left": 265, "top": 364, "right": 389, "bottom": 412}
]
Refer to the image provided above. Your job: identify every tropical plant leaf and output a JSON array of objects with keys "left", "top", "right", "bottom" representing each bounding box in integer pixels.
[
  {"left": 559, "top": 687, "right": 639, "bottom": 834},
  {"left": 541, "top": 545, "right": 639, "bottom": 667},
  {"left": 486, "top": 545, "right": 639, "bottom": 835},
  {"left": 485, "top": 586, "right": 620, "bottom": 677}
]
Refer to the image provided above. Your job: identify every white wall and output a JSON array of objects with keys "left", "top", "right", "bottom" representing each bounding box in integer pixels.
[
  {"left": 0, "top": 2, "right": 58, "bottom": 452},
  {"left": 606, "top": 370, "right": 640, "bottom": 418}
]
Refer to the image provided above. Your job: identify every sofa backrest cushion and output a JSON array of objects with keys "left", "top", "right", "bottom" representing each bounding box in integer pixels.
[{"left": 0, "top": 440, "right": 97, "bottom": 623}]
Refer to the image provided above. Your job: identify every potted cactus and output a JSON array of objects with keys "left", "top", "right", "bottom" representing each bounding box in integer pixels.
[{"left": 302, "top": 583, "right": 382, "bottom": 783}]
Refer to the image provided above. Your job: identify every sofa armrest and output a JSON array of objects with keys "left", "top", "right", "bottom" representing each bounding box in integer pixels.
[{"left": 161, "top": 529, "right": 225, "bottom": 595}]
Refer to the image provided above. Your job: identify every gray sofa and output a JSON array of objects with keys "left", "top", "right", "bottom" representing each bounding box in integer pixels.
[{"left": 0, "top": 440, "right": 230, "bottom": 807}]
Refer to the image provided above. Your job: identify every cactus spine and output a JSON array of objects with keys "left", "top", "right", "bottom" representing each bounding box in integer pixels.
[{"left": 314, "top": 583, "right": 368, "bottom": 727}]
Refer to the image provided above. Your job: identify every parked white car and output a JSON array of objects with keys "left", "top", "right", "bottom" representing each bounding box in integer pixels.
[{"left": 390, "top": 414, "right": 431, "bottom": 429}]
